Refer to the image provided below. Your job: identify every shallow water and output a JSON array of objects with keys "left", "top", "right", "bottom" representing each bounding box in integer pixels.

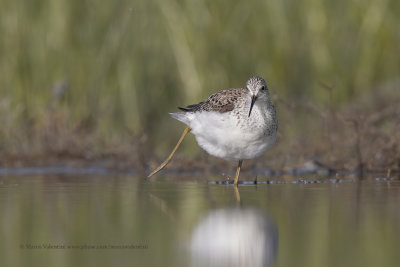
[{"left": 0, "top": 173, "right": 399, "bottom": 267}]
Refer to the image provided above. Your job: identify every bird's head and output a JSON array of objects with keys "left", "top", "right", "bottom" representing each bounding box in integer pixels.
[{"left": 246, "top": 76, "right": 269, "bottom": 117}]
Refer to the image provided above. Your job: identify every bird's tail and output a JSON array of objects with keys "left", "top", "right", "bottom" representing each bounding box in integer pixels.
[{"left": 169, "top": 112, "right": 190, "bottom": 126}]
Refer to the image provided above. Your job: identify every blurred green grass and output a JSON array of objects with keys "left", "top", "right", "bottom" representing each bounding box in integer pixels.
[{"left": 0, "top": 0, "right": 399, "bottom": 161}]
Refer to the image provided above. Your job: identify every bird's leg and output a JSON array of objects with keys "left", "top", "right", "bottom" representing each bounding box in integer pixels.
[
  {"left": 233, "top": 160, "right": 243, "bottom": 186},
  {"left": 234, "top": 185, "right": 241, "bottom": 204},
  {"left": 148, "top": 126, "right": 191, "bottom": 178}
]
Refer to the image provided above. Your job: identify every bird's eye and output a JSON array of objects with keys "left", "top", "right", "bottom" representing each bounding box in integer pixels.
[{"left": 261, "top": 86, "right": 266, "bottom": 91}]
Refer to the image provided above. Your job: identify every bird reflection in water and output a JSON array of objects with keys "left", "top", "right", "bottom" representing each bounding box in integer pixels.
[{"left": 190, "top": 208, "right": 278, "bottom": 267}]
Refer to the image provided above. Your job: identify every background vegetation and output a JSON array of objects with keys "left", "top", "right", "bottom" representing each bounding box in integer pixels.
[{"left": 0, "top": 0, "right": 399, "bottom": 172}]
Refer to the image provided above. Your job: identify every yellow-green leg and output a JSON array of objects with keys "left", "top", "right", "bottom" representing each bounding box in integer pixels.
[
  {"left": 233, "top": 160, "right": 243, "bottom": 186},
  {"left": 148, "top": 126, "right": 191, "bottom": 178},
  {"left": 234, "top": 185, "right": 241, "bottom": 203}
]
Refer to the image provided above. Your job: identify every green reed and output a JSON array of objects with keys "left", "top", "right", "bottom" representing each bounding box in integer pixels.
[{"left": 0, "top": 0, "right": 399, "bottom": 156}]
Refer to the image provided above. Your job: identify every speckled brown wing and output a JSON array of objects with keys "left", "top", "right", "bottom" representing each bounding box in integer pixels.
[{"left": 178, "top": 88, "right": 245, "bottom": 113}]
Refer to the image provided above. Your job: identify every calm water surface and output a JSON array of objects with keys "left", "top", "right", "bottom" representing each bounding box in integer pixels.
[{"left": 0, "top": 174, "right": 399, "bottom": 267}]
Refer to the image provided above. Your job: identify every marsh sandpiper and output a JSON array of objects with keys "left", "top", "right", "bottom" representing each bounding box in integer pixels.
[{"left": 148, "top": 76, "right": 278, "bottom": 185}]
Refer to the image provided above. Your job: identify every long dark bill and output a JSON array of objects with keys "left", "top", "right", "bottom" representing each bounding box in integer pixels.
[{"left": 248, "top": 95, "right": 257, "bottom": 117}]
